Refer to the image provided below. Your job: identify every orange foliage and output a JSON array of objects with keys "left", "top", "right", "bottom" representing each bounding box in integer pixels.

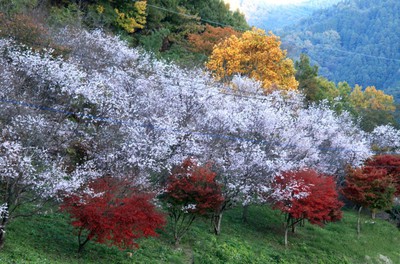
[
  {"left": 0, "top": 13, "right": 48, "bottom": 48},
  {"left": 188, "top": 24, "right": 242, "bottom": 55},
  {"left": 0, "top": 13, "right": 69, "bottom": 56}
]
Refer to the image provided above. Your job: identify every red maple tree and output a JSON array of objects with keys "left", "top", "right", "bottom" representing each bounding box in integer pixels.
[
  {"left": 365, "top": 155, "right": 400, "bottom": 194},
  {"left": 343, "top": 158, "right": 396, "bottom": 235},
  {"left": 161, "top": 158, "right": 224, "bottom": 245},
  {"left": 272, "top": 169, "right": 343, "bottom": 246},
  {"left": 61, "top": 176, "right": 166, "bottom": 252}
]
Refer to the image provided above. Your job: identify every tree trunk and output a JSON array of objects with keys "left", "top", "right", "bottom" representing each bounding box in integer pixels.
[
  {"left": 173, "top": 224, "right": 180, "bottom": 246},
  {"left": 371, "top": 209, "right": 376, "bottom": 219},
  {"left": 78, "top": 242, "right": 85, "bottom": 253},
  {"left": 291, "top": 221, "right": 297, "bottom": 233},
  {"left": 213, "top": 212, "right": 223, "bottom": 235},
  {"left": 284, "top": 226, "right": 289, "bottom": 247},
  {"left": 284, "top": 214, "right": 291, "bottom": 247},
  {"left": 242, "top": 204, "right": 249, "bottom": 223},
  {"left": 0, "top": 215, "right": 9, "bottom": 250},
  {"left": 77, "top": 229, "right": 91, "bottom": 253},
  {"left": 174, "top": 236, "right": 181, "bottom": 247},
  {"left": 357, "top": 206, "right": 362, "bottom": 238},
  {"left": 0, "top": 226, "right": 6, "bottom": 249}
]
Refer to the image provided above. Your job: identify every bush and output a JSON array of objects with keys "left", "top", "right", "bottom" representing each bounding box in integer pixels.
[
  {"left": 0, "top": 13, "right": 70, "bottom": 56},
  {"left": 48, "top": 3, "right": 83, "bottom": 28},
  {"left": 160, "top": 158, "right": 224, "bottom": 245},
  {"left": 61, "top": 176, "right": 166, "bottom": 252},
  {"left": 0, "top": 0, "right": 38, "bottom": 15}
]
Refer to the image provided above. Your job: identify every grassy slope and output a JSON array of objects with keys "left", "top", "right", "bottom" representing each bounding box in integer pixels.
[{"left": 1, "top": 206, "right": 399, "bottom": 264}]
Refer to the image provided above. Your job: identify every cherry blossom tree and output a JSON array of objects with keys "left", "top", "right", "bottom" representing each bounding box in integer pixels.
[
  {"left": 197, "top": 76, "right": 370, "bottom": 233},
  {"left": 370, "top": 125, "right": 400, "bottom": 153},
  {"left": 0, "top": 127, "right": 92, "bottom": 248},
  {"left": 0, "top": 28, "right": 377, "bottom": 247}
]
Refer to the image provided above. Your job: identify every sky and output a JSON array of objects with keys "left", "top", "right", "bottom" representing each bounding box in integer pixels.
[{"left": 225, "top": 0, "right": 308, "bottom": 10}]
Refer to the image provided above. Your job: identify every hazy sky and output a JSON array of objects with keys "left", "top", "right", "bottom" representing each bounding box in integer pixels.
[{"left": 225, "top": 0, "right": 307, "bottom": 10}]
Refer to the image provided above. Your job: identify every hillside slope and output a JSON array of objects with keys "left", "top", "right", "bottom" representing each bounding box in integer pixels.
[{"left": 1, "top": 206, "right": 400, "bottom": 264}]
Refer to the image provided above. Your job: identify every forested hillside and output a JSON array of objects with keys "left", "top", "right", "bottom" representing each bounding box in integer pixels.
[
  {"left": 141, "top": 0, "right": 248, "bottom": 63},
  {"left": 280, "top": 0, "right": 400, "bottom": 101},
  {"left": 0, "top": 0, "right": 247, "bottom": 66}
]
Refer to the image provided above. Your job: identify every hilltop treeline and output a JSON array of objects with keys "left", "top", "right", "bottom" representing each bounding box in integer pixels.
[{"left": 281, "top": 0, "right": 400, "bottom": 101}]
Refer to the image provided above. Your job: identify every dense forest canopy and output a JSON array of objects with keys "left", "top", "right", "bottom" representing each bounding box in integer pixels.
[{"left": 279, "top": 0, "right": 400, "bottom": 101}]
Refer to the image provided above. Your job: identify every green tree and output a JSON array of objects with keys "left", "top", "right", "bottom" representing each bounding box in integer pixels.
[
  {"left": 295, "top": 54, "right": 319, "bottom": 102},
  {"left": 315, "top": 76, "right": 339, "bottom": 103},
  {"left": 50, "top": 0, "right": 147, "bottom": 33}
]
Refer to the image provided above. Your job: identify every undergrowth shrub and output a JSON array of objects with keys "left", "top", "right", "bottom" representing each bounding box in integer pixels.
[{"left": 0, "top": 12, "right": 70, "bottom": 56}]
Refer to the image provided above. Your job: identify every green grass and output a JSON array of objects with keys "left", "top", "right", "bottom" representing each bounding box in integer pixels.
[{"left": 1, "top": 206, "right": 399, "bottom": 263}]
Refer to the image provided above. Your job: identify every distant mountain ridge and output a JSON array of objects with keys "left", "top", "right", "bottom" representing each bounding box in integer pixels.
[
  {"left": 278, "top": 0, "right": 400, "bottom": 100},
  {"left": 228, "top": 0, "right": 341, "bottom": 30}
]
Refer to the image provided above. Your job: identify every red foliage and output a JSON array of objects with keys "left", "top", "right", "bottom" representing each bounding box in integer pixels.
[
  {"left": 161, "top": 158, "right": 224, "bottom": 244},
  {"left": 273, "top": 169, "right": 343, "bottom": 226},
  {"left": 163, "top": 158, "right": 224, "bottom": 215},
  {"left": 365, "top": 155, "right": 400, "bottom": 195},
  {"left": 61, "top": 176, "right": 166, "bottom": 251},
  {"left": 188, "top": 24, "right": 242, "bottom": 55},
  {"left": 343, "top": 161, "right": 396, "bottom": 212}
]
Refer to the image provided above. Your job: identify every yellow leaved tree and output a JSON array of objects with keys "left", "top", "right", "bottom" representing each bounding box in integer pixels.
[
  {"left": 350, "top": 85, "right": 395, "bottom": 111},
  {"left": 114, "top": 1, "right": 147, "bottom": 33},
  {"left": 90, "top": 1, "right": 147, "bottom": 33},
  {"left": 349, "top": 85, "right": 396, "bottom": 131},
  {"left": 206, "top": 28, "right": 298, "bottom": 93}
]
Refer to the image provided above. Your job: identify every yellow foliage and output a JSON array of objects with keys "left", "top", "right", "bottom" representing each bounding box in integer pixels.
[
  {"left": 349, "top": 85, "right": 365, "bottom": 108},
  {"left": 96, "top": 5, "right": 105, "bottom": 14},
  {"left": 350, "top": 85, "right": 395, "bottom": 111},
  {"left": 134, "top": 1, "right": 147, "bottom": 26},
  {"left": 206, "top": 28, "right": 298, "bottom": 93},
  {"left": 114, "top": 1, "right": 147, "bottom": 33}
]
